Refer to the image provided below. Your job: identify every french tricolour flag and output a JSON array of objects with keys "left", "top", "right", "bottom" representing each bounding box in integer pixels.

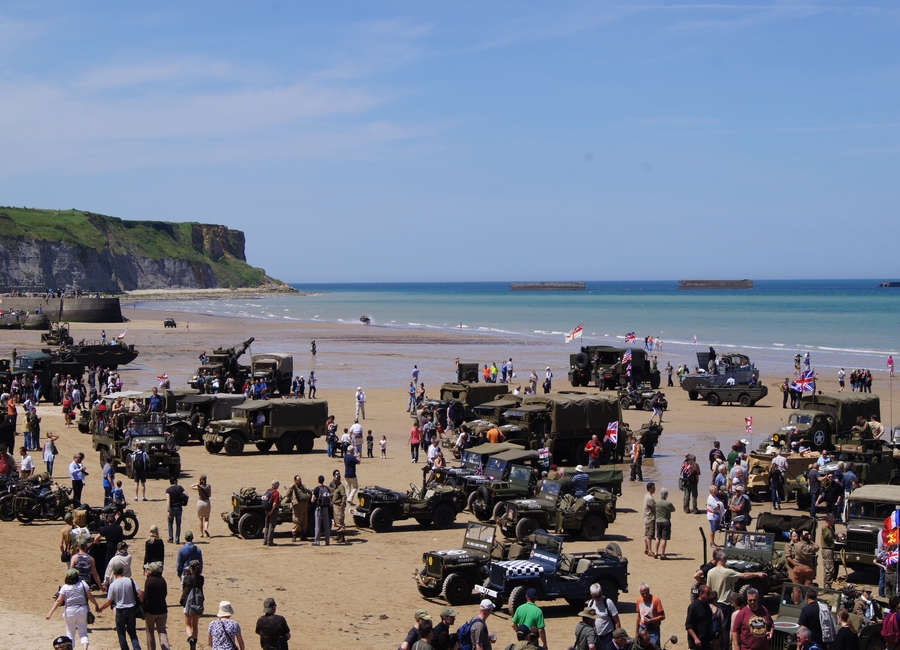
[{"left": 885, "top": 510, "right": 900, "bottom": 532}]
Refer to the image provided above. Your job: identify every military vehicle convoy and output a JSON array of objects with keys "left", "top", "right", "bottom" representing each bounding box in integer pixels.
[
  {"left": 476, "top": 530, "right": 630, "bottom": 610},
  {"left": 92, "top": 414, "right": 182, "bottom": 478},
  {"left": 168, "top": 393, "right": 246, "bottom": 445},
  {"left": 414, "top": 522, "right": 533, "bottom": 605},
  {"left": 498, "top": 479, "right": 617, "bottom": 541},
  {"left": 568, "top": 345, "right": 660, "bottom": 390},
  {"left": 222, "top": 486, "right": 298, "bottom": 539},
  {"left": 834, "top": 485, "right": 900, "bottom": 571},
  {"left": 758, "top": 393, "right": 880, "bottom": 452},
  {"left": 352, "top": 481, "right": 466, "bottom": 533},
  {"left": 203, "top": 398, "right": 328, "bottom": 455}
]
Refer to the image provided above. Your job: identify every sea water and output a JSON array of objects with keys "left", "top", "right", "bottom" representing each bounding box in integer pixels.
[{"left": 136, "top": 280, "right": 898, "bottom": 388}]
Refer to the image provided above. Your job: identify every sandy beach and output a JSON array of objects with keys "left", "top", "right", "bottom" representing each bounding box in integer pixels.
[{"left": 1, "top": 307, "right": 897, "bottom": 650}]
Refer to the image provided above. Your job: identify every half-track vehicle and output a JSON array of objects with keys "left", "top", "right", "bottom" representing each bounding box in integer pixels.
[
  {"left": 222, "top": 486, "right": 298, "bottom": 539},
  {"left": 250, "top": 353, "right": 293, "bottom": 396},
  {"left": 352, "top": 480, "right": 466, "bottom": 533},
  {"left": 203, "top": 398, "right": 328, "bottom": 455},
  {"left": 476, "top": 530, "right": 629, "bottom": 611},
  {"left": 92, "top": 414, "right": 181, "bottom": 478},
  {"left": 569, "top": 345, "right": 660, "bottom": 390},
  {"left": 189, "top": 337, "right": 254, "bottom": 392},
  {"left": 498, "top": 479, "right": 617, "bottom": 541},
  {"left": 834, "top": 484, "right": 900, "bottom": 571},
  {"left": 758, "top": 393, "right": 880, "bottom": 453},
  {"left": 413, "top": 522, "right": 533, "bottom": 605},
  {"left": 167, "top": 393, "right": 246, "bottom": 445}
]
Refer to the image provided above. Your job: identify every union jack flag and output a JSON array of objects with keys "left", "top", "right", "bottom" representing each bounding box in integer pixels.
[
  {"left": 624, "top": 333, "right": 636, "bottom": 343},
  {"left": 604, "top": 421, "right": 618, "bottom": 445},
  {"left": 885, "top": 510, "right": 900, "bottom": 532},
  {"left": 745, "top": 417, "right": 752, "bottom": 434},
  {"left": 622, "top": 349, "right": 632, "bottom": 365},
  {"left": 886, "top": 550, "right": 899, "bottom": 566},
  {"left": 791, "top": 369, "right": 815, "bottom": 393}
]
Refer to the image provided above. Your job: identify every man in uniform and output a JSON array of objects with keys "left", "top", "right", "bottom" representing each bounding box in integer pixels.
[
  {"left": 789, "top": 530, "right": 819, "bottom": 585},
  {"left": 821, "top": 515, "right": 836, "bottom": 589},
  {"left": 284, "top": 475, "right": 311, "bottom": 543},
  {"left": 329, "top": 469, "right": 347, "bottom": 544}
]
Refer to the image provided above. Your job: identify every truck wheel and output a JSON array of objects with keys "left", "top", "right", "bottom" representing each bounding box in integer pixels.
[
  {"left": 171, "top": 424, "right": 190, "bottom": 447},
  {"left": 441, "top": 572, "right": 473, "bottom": 606},
  {"left": 97, "top": 447, "right": 109, "bottom": 465},
  {"left": 276, "top": 433, "right": 297, "bottom": 454},
  {"left": 619, "top": 398, "right": 630, "bottom": 410},
  {"left": 604, "top": 502, "right": 617, "bottom": 523},
  {"left": 515, "top": 517, "right": 537, "bottom": 539},
  {"left": 370, "top": 507, "right": 393, "bottom": 532},
  {"left": 581, "top": 514, "right": 607, "bottom": 541},
  {"left": 169, "top": 465, "right": 181, "bottom": 479},
  {"left": 642, "top": 400, "right": 653, "bottom": 412},
  {"left": 432, "top": 504, "right": 456, "bottom": 528},
  {"left": 599, "top": 580, "right": 619, "bottom": 604},
  {"left": 120, "top": 512, "right": 140, "bottom": 539},
  {"left": 707, "top": 393, "right": 721, "bottom": 407},
  {"left": 238, "top": 513, "right": 264, "bottom": 539},
  {"left": 643, "top": 444, "right": 655, "bottom": 458},
  {"left": 575, "top": 353, "right": 590, "bottom": 370},
  {"left": 509, "top": 585, "right": 529, "bottom": 615},
  {"left": 739, "top": 394, "right": 752, "bottom": 407},
  {"left": 296, "top": 435, "right": 315, "bottom": 454},
  {"left": 467, "top": 490, "right": 479, "bottom": 513},
  {"left": 205, "top": 442, "right": 223, "bottom": 454},
  {"left": 255, "top": 441, "right": 273, "bottom": 453},
  {"left": 492, "top": 501, "right": 507, "bottom": 521},
  {"left": 688, "top": 391, "right": 698, "bottom": 401},
  {"left": 224, "top": 435, "right": 245, "bottom": 456}
]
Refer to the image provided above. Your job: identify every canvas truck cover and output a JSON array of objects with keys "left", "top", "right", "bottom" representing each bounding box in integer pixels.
[
  {"left": 522, "top": 393, "right": 619, "bottom": 435},
  {"left": 242, "top": 399, "right": 329, "bottom": 428},
  {"left": 799, "top": 393, "right": 880, "bottom": 426},
  {"left": 440, "top": 383, "right": 510, "bottom": 405},
  {"left": 252, "top": 353, "right": 293, "bottom": 376}
]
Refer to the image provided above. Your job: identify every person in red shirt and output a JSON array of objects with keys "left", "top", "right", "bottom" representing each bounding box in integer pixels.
[
  {"left": 585, "top": 434, "right": 603, "bottom": 468},
  {"left": 731, "top": 587, "right": 773, "bottom": 650}
]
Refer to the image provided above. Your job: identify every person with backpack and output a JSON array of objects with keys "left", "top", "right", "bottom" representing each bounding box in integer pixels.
[
  {"left": 176, "top": 532, "right": 203, "bottom": 579},
  {"left": 255, "top": 597, "right": 290, "bottom": 650},
  {"left": 681, "top": 454, "right": 700, "bottom": 514},
  {"left": 797, "top": 588, "right": 835, "bottom": 646},
  {"left": 166, "top": 477, "right": 187, "bottom": 544},
  {"left": 731, "top": 587, "right": 772, "bottom": 650},
  {"left": 881, "top": 595, "right": 900, "bottom": 650},
  {"left": 132, "top": 441, "right": 149, "bottom": 502},
  {"left": 180, "top": 559, "right": 205, "bottom": 650},
  {"left": 460, "top": 600, "right": 497, "bottom": 650},
  {"left": 311, "top": 475, "right": 332, "bottom": 546},
  {"left": 261, "top": 480, "right": 281, "bottom": 547}
]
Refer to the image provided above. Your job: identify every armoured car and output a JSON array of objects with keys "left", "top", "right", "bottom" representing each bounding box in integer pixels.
[
  {"left": 203, "top": 398, "right": 328, "bottom": 455},
  {"left": 834, "top": 484, "right": 900, "bottom": 571},
  {"left": 475, "top": 530, "right": 629, "bottom": 611},
  {"left": 413, "top": 522, "right": 533, "bottom": 605},
  {"left": 498, "top": 479, "right": 617, "bottom": 541},
  {"left": 352, "top": 481, "right": 466, "bottom": 533},
  {"left": 221, "top": 486, "right": 297, "bottom": 539}
]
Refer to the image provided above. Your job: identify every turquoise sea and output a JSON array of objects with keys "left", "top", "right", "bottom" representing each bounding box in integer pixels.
[{"left": 136, "top": 280, "right": 898, "bottom": 389}]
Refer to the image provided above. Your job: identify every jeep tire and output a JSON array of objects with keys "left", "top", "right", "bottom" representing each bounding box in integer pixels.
[
  {"left": 515, "top": 517, "right": 538, "bottom": 539},
  {"left": 467, "top": 490, "right": 479, "bottom": 513},
  {"left": 581, "top": 514, "right": 607, "bottom": 541},
  {"left": 370, "top": 507, "right": 394, "bottom": 533},
  {"left": 432, "top": 504, "right": 456, "bottom": 529},
  {"left": 441, "top": 572, "right": 473, "bottom": 606},
  {"left": 224, "top": 435, "right": 245, "bottom": 456},
  {"left": 599, "top": 579, "right": 619, "bottom": 604},
  {"left": 238, "top": 513, "right": 264, "bottom": 539},
  {"left": 509, "top": 585, "right": 529, "bottom": 615},
  {"left": 492, "top": 501, "right": 507, "bottom": 521}
]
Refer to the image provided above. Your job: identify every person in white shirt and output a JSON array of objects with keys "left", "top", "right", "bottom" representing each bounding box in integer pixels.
[
  {"left": 706, "top": 485, "right": 724, "bottom": 538},
  {"left": 19, "top": 447, "right": 35, "bottom": 479},
  {"left": 771, "top": 449, "right": 788, "bottom": 473},
  {"left": 355, "top": 388, "right": 366, "bottom": 420},
  {"left": 427, "top": 439, "right": 441, "bottom": 465},
  {"left": 817, "top": 450, "right": 831, "bottom": 468},
  {"left": 725, "top": 376, "right": 736, "bottom": 386},
  {"left": 349, "top": 419, "right": 364, "bottom": 455}
]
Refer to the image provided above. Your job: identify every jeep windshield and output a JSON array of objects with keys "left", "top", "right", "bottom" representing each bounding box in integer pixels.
[
  {"left": 484, "top": 458, "right": 508, "bottom": 479},
  {"left": 723, "top": 532, "right": 774, "bottom": 552},
  {"left": 509, "top": 465, "right": 531, "bottom": 482},
  {"left": 538, "top": 480, "right": 561, "bottom": 500},
  {"left": 788, "top": 414, "right": 813, "bottom": 426},
  {"left": 532, "top": 532, "right": 563, "bottom": 562},
  {"left": 464, "top": 523, "right": 495, "bottom": 547},
  {"left": 461, "top": 451, "right": 483, "bottom": 469},
  {"left": 126, "top": 422, "right": 165, "bottom": 437}
]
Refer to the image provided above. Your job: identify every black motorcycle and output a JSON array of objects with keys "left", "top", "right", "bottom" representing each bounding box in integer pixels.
[
  {"left": 0, "top": 481, "right": 74, "bottom": 523},
  {"left": 0, "top": 477, "right": 33, "bottom": 521},
  {"left": 79, "top": 502, "right": 140, "bottom": 540}
]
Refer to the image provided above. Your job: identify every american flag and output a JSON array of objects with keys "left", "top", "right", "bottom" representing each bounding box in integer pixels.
[
  {"left": 604, "top": 421, "right": 618, "bottom": 445},
  {"left": 624, "top": 333, "right": 636, "bottom": 343},
  {"left": 745, "top": 417, "right": 752, "bottom": 434},
  {"left": 791, "top": 369, "right": 815, "bottom": 393},
  {"left": 565, "top": 323, "right": 584, "bottom": 343},
  {"left": 691, "top": 335, "right": 697, "bottom": 346},
  {"left": 885, "top": 510, "right": 900, "bottom": 532},
  {"left": 622, "top": 349, "right": 632, "bottom": 364},
  {"left": 886, "top": 550, "right": 899, "bottom": 566}
]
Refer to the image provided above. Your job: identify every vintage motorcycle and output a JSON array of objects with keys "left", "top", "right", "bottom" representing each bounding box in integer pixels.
[
  {"left": 0, "top": 480, "right": 75, "bottom": 523},
  {"left": 77, "top": 501, "right": 140, "bottom": 540}
]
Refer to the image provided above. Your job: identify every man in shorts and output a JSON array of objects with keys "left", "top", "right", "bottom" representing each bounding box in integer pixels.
[
  {"left": 654, "top": 487, "right": 676, "bottom": 559},
  {"left": 643, "top": 483, "right": 657, "bottom": 557}
]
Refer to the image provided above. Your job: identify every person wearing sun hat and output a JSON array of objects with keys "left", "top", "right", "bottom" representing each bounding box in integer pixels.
[
  {"left": 208, "top": 601, "right": 244, "bottom": 650},
  {"left": 255, "top": 598, "right": 291, "bottom": 650},
  {"left": 572, "top": 465, "right": 590, "bottom": 497}
]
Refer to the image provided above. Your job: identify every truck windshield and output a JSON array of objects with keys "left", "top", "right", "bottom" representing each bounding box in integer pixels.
[
  {"left": 461, "top": 451, "right": 482, "bottom": 468},
  {"left": 485, "top": 458, "right": 507, "bottom": 478},
  {"left": 847, "top": 500, "right": 898, "bottom": 520},
  {"left": 789, "top": 414, "right": 813, "bottom": 425},
  {"left": 13, "top": 358, "right": 34, "bottom": 370},
  {"left": 724, "top": 532, "right": 773, "bottom": 551}
]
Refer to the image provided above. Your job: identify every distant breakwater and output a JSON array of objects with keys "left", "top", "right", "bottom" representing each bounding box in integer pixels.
[{"left": 0, "top": 297, "right": 123, "bottom": 322}]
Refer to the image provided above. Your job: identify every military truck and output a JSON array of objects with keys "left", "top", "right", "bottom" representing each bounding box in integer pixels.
[
  {"left": 250, "top": 353, "right": 293, "bottom": 396},
  {"left": 413, "top": 522, "right": 533, "bottom": 605},
  {"left": 168, "top": 393, "right": 246, "bottom": 445},
  {"left": 819, "top": 441, "right": 900, "bottom": 487},
  {"left": 758, "top": 393, "right": 881, "bottom": 452},
  {"left": 189, "top": 337, "right": 254, "bottom": 391},
  {"left": 419, "top": 383, "right": 513, "bottom": 433},
  {"left": 93, "top": 415, "right": 181, "bottom": 478},
  {"left": 203, "top": 398, "right": 329, "bottom": 455},
  {"left": 352, "top": 481, "right": 466, "bottom": 533},
  {"left": 498, "top": 479, "right": 617, "bottom": 541},
  {"left": 464, "top": 397, "right": 524, "bottom": 435},
  {"left": 222, "top": 486, "right": 299, "bottom": 539},
  {"left": 568, "top": 345, "right": 660, "bottom": 390},
  {"left": 476, "top": 530, "right": 629, "bottom": 610},
  {"left": 0, "top": 352, "right": 83, "bottom": 400},
  {"left": 834, "top": 484, "right": 900, "bottom": 571}
]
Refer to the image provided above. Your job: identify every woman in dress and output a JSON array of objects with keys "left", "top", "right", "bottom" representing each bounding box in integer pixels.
[
  {"left": 181, "top": 560, "right": 205, "bottom": 650},
  {"left": 191, "top": 475, "right": 212, "bottom": 538},
  {"left": 208, "top": 601, "right": 245, "bottom": 650},
  {"left": 43, "top": 430, "right": 60, "bottom": 476},
  {"left": 46, "top": 568, "right": 101, "bottom": 650}
]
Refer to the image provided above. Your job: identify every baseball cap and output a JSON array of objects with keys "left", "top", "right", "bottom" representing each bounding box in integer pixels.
[
  {"left": 480, "top": 599, "right": 495, "bottom": 610},
  {"left": 526, "top": 588, "right": 537, "bottom": 599},
  {"left": 414, "top": 609, "right": 430, "bottom": 620},
  {"left": 517, "top": 625, "right": 531, "bottom": 638},
  {"left": 264, "top": 598, "right": 277, "bottom": 614},
  {"left": 613, "top": 628, "right": 629, "bottom": 639},
  {"left": 440, "top": 607, "right": 459, "bottom": 617}
]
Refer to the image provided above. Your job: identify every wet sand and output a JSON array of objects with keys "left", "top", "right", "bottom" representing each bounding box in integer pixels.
[{"left": 1, "top": 309, "right": 897, "bottom": 649}]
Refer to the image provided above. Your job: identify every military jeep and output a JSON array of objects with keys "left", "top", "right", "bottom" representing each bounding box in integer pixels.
[
  {"left": 167, "top": 393, "right": 246, "bottom": 446},
  {"left": 221, "top": 486, "right": 296, "bottom": 539},
  {"left": 204, "top": 398, "right": 328, "bottom": 455},
  {"left": 470, "top": 457, "right": 539, "bottom": 522},
  {"left": 352, "top": 481, "right": 466, "bottom": 533},
  {"left": 700, "top": 530, "right": 790, "bottom": 597},
  {"left": 475, "top": 530, "right": 629, "bottom": 611},
  {"left": 498, "top": 479, "right": 617, "bottom": 541},
  {"left": 413, "top": 522, "right": 533, "bottom": 605},
  {"left": 617, "top": 387, "right": 664, "bottom": 412},
  {"left": 439, "top": 442, "right": 526, "bottom": 486},
  {"left": 119, "top": 420, "right": 182, "bottom": 479}
]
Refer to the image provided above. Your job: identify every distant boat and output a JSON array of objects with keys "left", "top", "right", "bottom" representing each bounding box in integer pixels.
[
  {"left": 678, "top": 280, "right": 753, "bottom": 290},
  {"left": 877, "top": 282, "right": 900, "bottom": 287}
]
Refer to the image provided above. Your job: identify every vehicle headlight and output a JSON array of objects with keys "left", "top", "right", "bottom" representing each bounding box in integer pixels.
[
  {"left": 358, "top": 496, "right": 365, "bottom": 507},
  {"left": 232, "top": 496, "right": 238, "bottom": 508}
]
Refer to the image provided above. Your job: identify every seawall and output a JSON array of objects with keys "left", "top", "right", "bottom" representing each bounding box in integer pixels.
[{"left": 0, "top": 297, "right": 123, "bottom": 322}]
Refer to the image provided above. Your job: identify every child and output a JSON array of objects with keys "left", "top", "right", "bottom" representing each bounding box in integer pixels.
[
  {"left": 366, "top": 430, "right": 374, "bottom": 459},
  {"left": 380, "top": 435, "right": 387, "bottom": 459},
  {"left": 112, "top": 479, "right": 125, "bottom": 505}
]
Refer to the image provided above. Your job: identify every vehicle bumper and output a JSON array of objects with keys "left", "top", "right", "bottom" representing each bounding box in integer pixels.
[
  {"left": 204, "top": 432, "right": 225, "bottom": 444},
  {"left": 474, "top": 584, "right": 498, "bottom": 598},
  {"left": 413, "top": 571, "right": 439, "bottom": 591}
]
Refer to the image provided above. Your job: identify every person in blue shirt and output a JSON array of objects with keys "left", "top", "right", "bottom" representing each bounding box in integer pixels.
[
  {"left": 148, "top": 387, "right": 164, "bottom": 414},
  {"left": 572, "top": 465, "right": 590, "bottom": 497},
  {"left": 176, "top": 531, "right": 203, "bottom": 578},
  {"left": 344, "top": 449, "right": 360, "bottom": 506}
]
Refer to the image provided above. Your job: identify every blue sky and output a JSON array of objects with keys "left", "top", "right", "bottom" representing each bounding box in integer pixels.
[{"left": 1, "top": 2, "right": 898, "bottom": 282}]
